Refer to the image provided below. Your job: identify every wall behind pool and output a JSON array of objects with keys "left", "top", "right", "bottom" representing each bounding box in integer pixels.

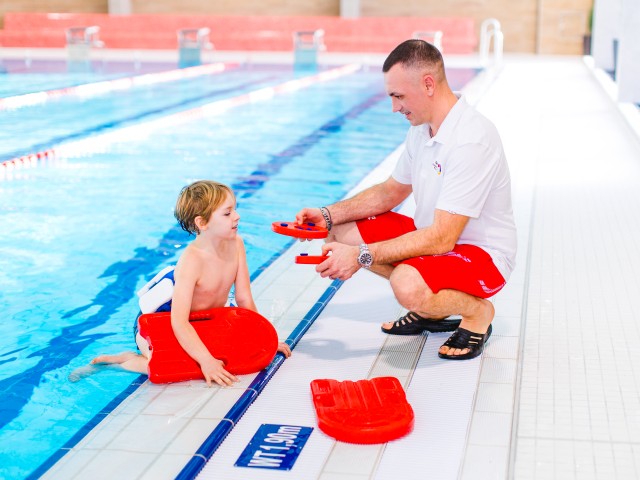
[{"left": 0, "top": 0, "right": 593, "bottom": 55}]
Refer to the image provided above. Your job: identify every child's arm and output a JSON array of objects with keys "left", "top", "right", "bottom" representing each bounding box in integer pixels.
[
  {"left": 234, "top": 237, "right": 292, "bottom": 359},
  {"left": 171, "top": 252, "right": 238, "bottom": 387},
  {"left": 232, "top": 236, "right": 257, "bottom": 311}
]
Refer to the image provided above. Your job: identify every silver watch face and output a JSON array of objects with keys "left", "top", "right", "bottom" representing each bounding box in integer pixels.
[{"left": 358, "top": 252, "right": 373, "bottom": 267}]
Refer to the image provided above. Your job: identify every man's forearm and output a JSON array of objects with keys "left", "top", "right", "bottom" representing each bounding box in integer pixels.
[
  {"left": 327, "top": 181, "right": 408, "bottom": 226},
  {"left": 369, "top": 210, "right": 469, "bottom": 265}
]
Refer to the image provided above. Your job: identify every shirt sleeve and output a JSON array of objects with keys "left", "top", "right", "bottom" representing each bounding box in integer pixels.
[
  {"left": 436, "top": 142, "right": 498, "bottom": 218},
  {"left": 391, "top": 129, "right": 414, "bottom": 185}
]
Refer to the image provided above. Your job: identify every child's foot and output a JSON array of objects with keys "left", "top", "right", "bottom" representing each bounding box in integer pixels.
[
  {"left": 68, "top": 351, "right": 146, "bottom": 382},
  {"left": 68, "top": 364, "right": 107, "bottom": 382},
  {"left": 91, "top": 352, "right": 140, "bottom": 365}
]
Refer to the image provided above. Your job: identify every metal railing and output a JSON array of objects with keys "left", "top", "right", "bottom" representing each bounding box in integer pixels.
[
  {"left": 479, "top": 18, "right": 504, "bottom": 66},
  {"left": 293, "top": 29, "right": 325, "bottom": 69},
  {"left": 412, "top": 30, "right": 444, "bottom": 52},
  {"left": 65, "top": 26, "right": 104, "bottom": 72},
  {"left": 177, "top": 28, "right": 213, "bottom": 68}
]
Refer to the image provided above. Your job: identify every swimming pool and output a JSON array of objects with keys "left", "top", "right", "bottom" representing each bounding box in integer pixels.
[{"left": 0, "top": 62, "right": 476, "bottom": 478}]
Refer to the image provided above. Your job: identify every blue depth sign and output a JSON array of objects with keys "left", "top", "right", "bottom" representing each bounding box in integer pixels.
[{"left": 235, "top": 424, "right": 314, "bottom": 471}]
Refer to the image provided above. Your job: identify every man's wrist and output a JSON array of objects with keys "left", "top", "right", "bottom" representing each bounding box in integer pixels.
[
  {"left": 319, "top": 206, "right": 333, "bottom": 231},
  {"left": 357, "top": 243, "right": 373, "bottom": 269}
]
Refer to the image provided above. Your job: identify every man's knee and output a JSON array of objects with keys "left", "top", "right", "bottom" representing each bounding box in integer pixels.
[{"left": 389, "top": 264, "right": 433, "bottom": 311}]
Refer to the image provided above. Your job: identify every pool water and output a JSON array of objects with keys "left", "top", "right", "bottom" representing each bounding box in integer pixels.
[{"left": 0, "top": 63, "right": 476, "bottom": 479}]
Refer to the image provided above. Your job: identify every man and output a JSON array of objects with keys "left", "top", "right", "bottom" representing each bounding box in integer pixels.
[{"left": 295, "top": 39, "right": 516, "bottom": 360}]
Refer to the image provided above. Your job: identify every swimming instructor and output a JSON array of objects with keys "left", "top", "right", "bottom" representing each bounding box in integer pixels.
[{"left": 295, "top": 39, "right": 517, "bottom": 360}]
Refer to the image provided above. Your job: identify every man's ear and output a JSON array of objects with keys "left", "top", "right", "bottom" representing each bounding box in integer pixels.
[{"left": 423, "top": 74, "right": 436, "bottom": 95}]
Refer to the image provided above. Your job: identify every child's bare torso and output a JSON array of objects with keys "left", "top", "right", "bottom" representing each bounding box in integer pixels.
[{"left": 180, "top": 239, "right": 239, "bottom": 311}]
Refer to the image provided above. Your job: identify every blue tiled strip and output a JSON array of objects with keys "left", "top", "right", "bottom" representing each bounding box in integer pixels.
[{"left": 176, "top": 280, "right": 343, "bottom": 480}]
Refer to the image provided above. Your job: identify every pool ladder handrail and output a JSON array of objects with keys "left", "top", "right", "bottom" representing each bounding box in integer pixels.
[
  {"left": 177, "top": 28, "right": 213, "bottom": 68},
  {"left": 292, "top": 29, "right": 325, "bottom": 69},
  {"left": 292, "top": 29, "right": 326, "bottom": 52},
  {"left": 479, "top": 18, "right": 504, "bottom": 66},
  {"left": 177, "top": 27, "right": 214, "bottom": 51},
  {"left": 65, "top": 26, "right": 104, "bottom": 48},
  {"left": 412, "top": 30, "right": 444, "bottom": 52}
]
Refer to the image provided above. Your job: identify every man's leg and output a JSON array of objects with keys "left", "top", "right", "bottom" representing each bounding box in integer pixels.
[
  {"left": 387, "top": 263, "right": 493, "bottom": 357},
  {"left": 329, "top": 221, "right": 395, "bottom": 278}
]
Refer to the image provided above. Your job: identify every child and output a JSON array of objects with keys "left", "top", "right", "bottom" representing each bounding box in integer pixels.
[{"left": 71, "top": 180, "right": 291, "bottom": 386}]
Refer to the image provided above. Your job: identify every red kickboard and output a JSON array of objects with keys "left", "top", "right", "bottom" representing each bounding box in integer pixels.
[
  {"left": 295, "top": 254, "right": 329, "bottom": 264},
  {"left": 138, "top": 307, "right": 278, "bottom": 384},
  {"left": 310, "top": 377, "right": 414, "bottom": 444},
  {"left": 272, "top": 221, "right": 328, "bottom": 239}
]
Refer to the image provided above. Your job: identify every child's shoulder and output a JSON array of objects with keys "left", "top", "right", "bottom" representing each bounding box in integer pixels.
[{"left": 177, "top": 243, "right": 205, "bottom": 267}]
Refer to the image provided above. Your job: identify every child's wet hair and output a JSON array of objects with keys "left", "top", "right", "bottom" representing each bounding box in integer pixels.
[{"left": 174, "top": 180, "right": 233, "bottom": 235}]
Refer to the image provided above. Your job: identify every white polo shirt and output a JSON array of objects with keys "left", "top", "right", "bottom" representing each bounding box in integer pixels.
[{"left": 392, "top": 95, "right": 517, "bottom": 281}]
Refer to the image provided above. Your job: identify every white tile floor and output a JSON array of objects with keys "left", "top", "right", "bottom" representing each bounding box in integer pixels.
[{"left": 41, "top": 54, "right": 640, "bottom": 479}]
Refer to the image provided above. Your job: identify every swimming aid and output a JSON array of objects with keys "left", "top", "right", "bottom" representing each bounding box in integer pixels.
[
  {"left": 138, "top": 307, "right": 279, "bottom": 384},
  {"left": 137, "top": 265, "right": 175, "bottom": 314},
  {"left": 310, "top": 377, "right": 414, "bottom": 443}
]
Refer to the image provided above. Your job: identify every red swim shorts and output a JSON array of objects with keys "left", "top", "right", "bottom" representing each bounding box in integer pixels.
[{"left": 356, "top": 211, "right": 506, "bottom": 299}]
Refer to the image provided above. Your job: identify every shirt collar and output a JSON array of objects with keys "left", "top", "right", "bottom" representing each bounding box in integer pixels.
[{"left": 422, "top": 93, "right": 465, "bottom": 146}]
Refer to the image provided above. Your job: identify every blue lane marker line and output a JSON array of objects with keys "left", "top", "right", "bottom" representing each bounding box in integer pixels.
[{"left": 175, "top": 279, "right": 343, "bottom": 480}]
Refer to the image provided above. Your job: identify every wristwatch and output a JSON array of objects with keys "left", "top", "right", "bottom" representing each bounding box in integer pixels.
[{"left": 357, "top": 243, "right": 373, "bottom": 269}]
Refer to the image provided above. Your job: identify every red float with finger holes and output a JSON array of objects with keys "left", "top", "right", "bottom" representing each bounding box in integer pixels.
[
  {"left": 310, "top": 377, "right": 415, "bottom": 444},
  {"left": 138, "top": 307, "right": 278, "bottom": 384},
  {"left": 295, "top": 254, "right": 329, "bottom": 264},
  {"left": 271, "top": 221, "right": 328, "bottom": 239}
]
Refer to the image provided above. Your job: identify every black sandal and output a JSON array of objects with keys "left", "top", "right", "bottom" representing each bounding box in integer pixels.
[
  {"left": 438, "top": 324, "right": 493, "bottom": 360},
  {"left": 381, "top": 311, "right": 462, "bottom": 335}
]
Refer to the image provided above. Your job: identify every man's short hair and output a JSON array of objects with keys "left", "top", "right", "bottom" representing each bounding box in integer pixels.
[{"left": 382, "top": 39, "right": 445, "bottom": 81}]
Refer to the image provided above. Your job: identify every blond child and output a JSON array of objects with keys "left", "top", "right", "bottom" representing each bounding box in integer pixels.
[{"left": 71, "top": 180, "right": 291, "bottom": 386}]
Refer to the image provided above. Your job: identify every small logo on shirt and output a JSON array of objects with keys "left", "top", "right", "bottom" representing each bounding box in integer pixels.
[{"left": 432, "top": 161, "right": 442, "bottom": 175}]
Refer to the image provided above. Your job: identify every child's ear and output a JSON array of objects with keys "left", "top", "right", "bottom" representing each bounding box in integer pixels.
[{"left": 194, "top": 215, "right": 207, "bottom": 232}]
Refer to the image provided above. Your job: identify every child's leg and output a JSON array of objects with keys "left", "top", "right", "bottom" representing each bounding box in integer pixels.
[
  {"left": 91, "top": 333, "right": 150, "bottom": 373},
  {"left": 68, "top": 334, "right": 151, "bottom": 382},
  {"left": 90, "top": 351, "right": 148, "bottom": 373}
]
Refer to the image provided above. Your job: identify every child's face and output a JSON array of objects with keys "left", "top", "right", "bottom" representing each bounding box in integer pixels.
[{"left": 202, "top": 192, "right": 240, "bottom": 239}]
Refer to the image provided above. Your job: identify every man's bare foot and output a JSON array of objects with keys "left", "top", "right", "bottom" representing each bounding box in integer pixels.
[
  {"left": 438, "top": 300, "right": 494, "bottom": 358},
  {"left": 381, "top": 312, "right": 461, "bottom": 335}
]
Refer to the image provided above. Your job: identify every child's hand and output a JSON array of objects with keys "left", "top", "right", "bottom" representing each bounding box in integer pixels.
[
  {"left": 277, "top": 342, "right": 292, "bottom": 358},
  {"left": 200, "top": 357, "right": 238, "bottom": 387}
]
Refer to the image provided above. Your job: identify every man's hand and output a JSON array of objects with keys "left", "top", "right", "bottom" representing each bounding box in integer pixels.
[
  {"left": 295, "top": 208, "right": 326, "bottom": 229},
  {"left": 200, "top": 357, "right": 238, "bottom": 387},
  {"left": 316, "top": 242, "right": 360, "bottom": 281}
]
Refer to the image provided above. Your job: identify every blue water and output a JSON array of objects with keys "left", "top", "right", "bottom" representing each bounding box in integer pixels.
[{"left": 0, "top": 63, "right": 476, "bottom": 478}]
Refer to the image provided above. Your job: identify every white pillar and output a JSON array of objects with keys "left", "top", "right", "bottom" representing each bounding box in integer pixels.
[
  {"left": 340, "top": 0, "right": 360, "bottom": 19},
  {"left": 108, "top": 0, "right": 131, "bottom": 15},
  {"left": 592, "top": 0, "right": 621, "bottom": 72},
  {"left": 617, "top": 0, "right": 640, "bottom": 103}
]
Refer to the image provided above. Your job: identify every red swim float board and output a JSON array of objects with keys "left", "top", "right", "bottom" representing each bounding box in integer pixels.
[
  {"left": 310, "top": 377, "right": 414, "bottom": 444},
  {"left": 271, "top": 221, "right": 328, "bottom": 239},
  {"left": 295, "top": 254, "right": 329, "bottom": 264},
  {"left": 138, "top": 307, "right": 278, "bottom": 384}
]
